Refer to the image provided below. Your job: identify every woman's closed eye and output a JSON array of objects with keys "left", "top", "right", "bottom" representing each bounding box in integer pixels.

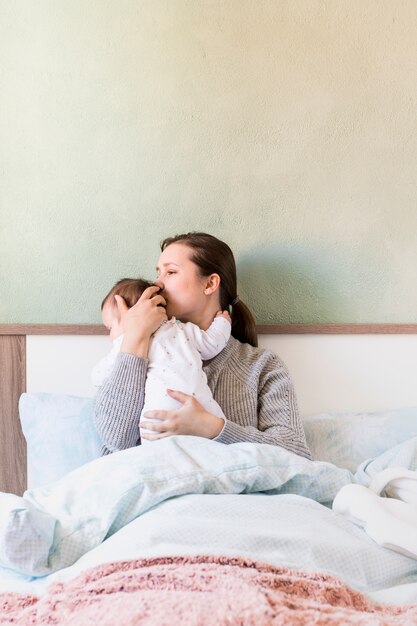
[{"left": 155, "top": 269, "right": 176, "bottom": 276}]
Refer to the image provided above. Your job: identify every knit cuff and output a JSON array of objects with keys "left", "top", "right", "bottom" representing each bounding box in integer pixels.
[{"left": 214, "top": 419, "right": 245, "bottom": 444}]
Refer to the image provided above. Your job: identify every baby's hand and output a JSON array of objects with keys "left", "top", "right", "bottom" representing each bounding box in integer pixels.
[{"left": 216, "top": 310, "right": 232, "bottom": 323}]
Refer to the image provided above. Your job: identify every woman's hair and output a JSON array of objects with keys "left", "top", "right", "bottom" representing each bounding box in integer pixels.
[
  {"left": 101, "top": 277, "right": 153, "bottom": 311},
  {"left": 161, "top": 232, "right": 257, "bottom": 347}
]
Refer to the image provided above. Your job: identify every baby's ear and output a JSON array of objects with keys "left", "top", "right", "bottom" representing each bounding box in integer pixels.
[{"left": 114, "top": 294, "right": 128, "bottom": 314}]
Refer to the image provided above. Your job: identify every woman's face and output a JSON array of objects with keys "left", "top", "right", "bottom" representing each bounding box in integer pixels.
[{"left": 156, "top": 242, "right": 214, "bottom": 323}]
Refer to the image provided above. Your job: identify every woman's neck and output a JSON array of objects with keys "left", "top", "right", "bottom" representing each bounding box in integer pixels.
[{"left": 188, "top": 301, "right": 221, "bottom": 330}]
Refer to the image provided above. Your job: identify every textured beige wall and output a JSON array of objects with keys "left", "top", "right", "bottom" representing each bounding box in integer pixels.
[{"left": 1, "top": 0, "right": 417, "bottom": 323}]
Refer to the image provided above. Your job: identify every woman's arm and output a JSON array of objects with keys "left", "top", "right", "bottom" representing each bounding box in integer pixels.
[
  {"left": 93, "top": 352, "right": 148, "bottom": 454},
  {"left": 93, "top": 285, "right": 167, "bottom": 454}
]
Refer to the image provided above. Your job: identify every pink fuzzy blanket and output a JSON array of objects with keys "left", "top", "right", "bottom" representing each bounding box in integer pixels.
[{"left": 1, "top": 555, "right": 416, "bottom": 625}]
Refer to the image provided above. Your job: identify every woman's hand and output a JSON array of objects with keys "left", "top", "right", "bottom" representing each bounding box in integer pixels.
[
  {"left": 116, "top": 285, "right": 167, "bottom": 357},
  {"left": 140, "top": 389, "right": 225, "bottom": 441}
]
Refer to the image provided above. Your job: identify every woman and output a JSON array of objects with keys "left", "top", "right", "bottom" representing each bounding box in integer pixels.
[{"left": 93, "top": 232, "right": 312, "bottom": 459}]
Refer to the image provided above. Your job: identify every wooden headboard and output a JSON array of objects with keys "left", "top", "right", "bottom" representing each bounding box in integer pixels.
[{"left": 2, "top": 323, "right": 417, "bottom": 496}]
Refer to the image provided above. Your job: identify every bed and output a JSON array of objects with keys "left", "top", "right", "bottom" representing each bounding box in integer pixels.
[{"left": 1, "top": 323, "right": 417, "bottom": 624}]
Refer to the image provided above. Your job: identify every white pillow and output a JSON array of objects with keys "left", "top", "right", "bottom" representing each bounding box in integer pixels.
[{"left": 303, "top": 407, "right": 417, "bottom": 472}]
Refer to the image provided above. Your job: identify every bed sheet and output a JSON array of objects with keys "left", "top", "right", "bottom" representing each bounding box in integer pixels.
[{"left": 1, "top": 491, "right": 417, "bottom": 605}]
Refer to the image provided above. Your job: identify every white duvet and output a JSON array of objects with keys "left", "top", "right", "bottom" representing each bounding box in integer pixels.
[{"left": 1, "top": 436, "right": 417, "bottom": 603}]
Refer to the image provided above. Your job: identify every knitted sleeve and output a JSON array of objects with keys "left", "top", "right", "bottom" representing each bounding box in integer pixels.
[
  {"left": 93, "top": 352, "right": 148, "bottom": 455},
  {"left": 214, "top": 352, "right": 312, "bottom": 460}
]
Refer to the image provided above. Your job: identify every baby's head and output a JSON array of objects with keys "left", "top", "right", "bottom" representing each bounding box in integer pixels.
[{"left": 101, "top": 277, "right": 153, "bottom": 340}]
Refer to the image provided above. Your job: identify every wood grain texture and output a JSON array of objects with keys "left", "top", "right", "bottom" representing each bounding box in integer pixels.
[
  {"left": 1, "top": 323, "right": 417, "bottom": 335},
  {"left": 0, "top": 324, "right": 107, "bottom": 335},
  {"left": 0, "top": 335, "right": 26, "bottom": 495}
]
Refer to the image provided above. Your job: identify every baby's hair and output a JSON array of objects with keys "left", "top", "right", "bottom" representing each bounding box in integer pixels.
[{"left": 101, "top": 277, "right": 154, "bottom": 311}]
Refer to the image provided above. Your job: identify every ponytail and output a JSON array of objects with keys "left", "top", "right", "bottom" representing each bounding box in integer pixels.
[{"left": 230, "top": 299, "right": 258, "bottom": 347}]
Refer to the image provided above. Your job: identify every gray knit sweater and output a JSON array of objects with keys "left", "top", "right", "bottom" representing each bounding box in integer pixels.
[{"left": 93, "top": 336, "right": 312, "bottom": 459}]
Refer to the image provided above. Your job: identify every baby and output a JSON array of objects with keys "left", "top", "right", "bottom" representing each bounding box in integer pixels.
[{"left": 92, "top": 278, "right": 231, "bottom": 443}]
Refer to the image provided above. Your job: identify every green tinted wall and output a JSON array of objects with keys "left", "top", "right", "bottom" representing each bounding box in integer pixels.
[{"left": 2, "top": 0, "right": 417, "bottom": 324}]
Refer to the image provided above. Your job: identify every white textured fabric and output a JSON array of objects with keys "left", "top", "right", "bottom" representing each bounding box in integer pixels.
[
  {"left": 333, "top": 484, "right": 417, "bottom": 560},
  {"left": 333, "top": 465, "right": 417, "bottom": 559},
  {"left": 91, "top": 335, "right": 124, "bottom": 387},
  {"left": 370, "top": 467, "right": 417, "bottom": 503}
]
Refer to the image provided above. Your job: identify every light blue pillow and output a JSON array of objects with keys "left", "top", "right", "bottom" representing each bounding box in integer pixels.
[
  {"left": 19, "top": 393, "right": 102, "bottom": 488},
  {"left": 303, "top": 407, "right": 417, "bottom": 472}
]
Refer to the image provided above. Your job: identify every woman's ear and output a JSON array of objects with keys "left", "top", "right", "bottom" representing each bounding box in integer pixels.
[{"left": 204, "top": 273, "right": 221, "bottom": 295}]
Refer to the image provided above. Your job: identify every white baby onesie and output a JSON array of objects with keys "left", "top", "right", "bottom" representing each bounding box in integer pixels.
[
  {"left": 91, "top": 334, "right": 124, "bottom": 388},
  {"left": 92, "top": 316, "right": 231, "bottom": 442}
]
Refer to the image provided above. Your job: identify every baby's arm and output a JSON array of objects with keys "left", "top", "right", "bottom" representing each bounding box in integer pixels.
[
  {"left": 215, "top": 310, "right": 231, "bottom": 322},
  {"left": 183, "top": 313, "right": 231, "bottom": 360}
]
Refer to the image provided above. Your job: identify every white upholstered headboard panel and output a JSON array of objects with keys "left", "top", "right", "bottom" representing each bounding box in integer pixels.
[{"left": 26, "top": 332, "right": 417, "bottom": 416}]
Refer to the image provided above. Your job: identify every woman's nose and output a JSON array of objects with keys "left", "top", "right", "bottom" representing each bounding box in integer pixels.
[{"left": 154, "top": 279, "right": 164, "bottom": 291}]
